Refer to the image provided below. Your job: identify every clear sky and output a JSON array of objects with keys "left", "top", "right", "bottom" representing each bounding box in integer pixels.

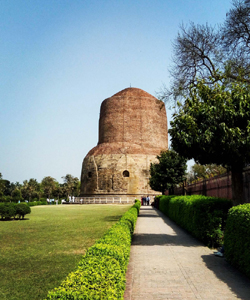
[{"left": 1, "top": 0, "right": 233, "bottom": 184}]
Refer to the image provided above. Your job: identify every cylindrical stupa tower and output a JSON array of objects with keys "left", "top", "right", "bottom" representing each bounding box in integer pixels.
[{"left": 80, "top": 87, "right": 168, "bottom": 196}]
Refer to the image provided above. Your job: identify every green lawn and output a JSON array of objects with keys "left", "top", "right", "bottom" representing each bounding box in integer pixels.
[{"left": 0, "top": 204, "right": 130, "bottom": 300}]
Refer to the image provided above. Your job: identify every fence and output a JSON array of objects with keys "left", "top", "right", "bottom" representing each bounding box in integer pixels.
[
  {"left": 65, "top": 196, "right": 136, "bottom": 205},
  {"left": 169, "top": 166, "right": 250, "bottom": 202}
]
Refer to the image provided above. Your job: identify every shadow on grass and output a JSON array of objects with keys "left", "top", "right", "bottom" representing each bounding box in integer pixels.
[
  {"left": 201, "top": 254, "right": 250, "bottom": 299},
  {"left": 0, "top": 218, "right": 30, "bottom": 221},
  {"left": 103, "top": 215, "right": 124, "bottom": 222}
]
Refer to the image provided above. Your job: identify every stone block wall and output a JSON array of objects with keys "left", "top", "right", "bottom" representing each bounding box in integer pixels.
[{"left": 80, "top": 153, "right": 161, "bottom": 196}]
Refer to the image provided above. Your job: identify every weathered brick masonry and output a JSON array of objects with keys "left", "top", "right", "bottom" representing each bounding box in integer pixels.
[{"left": 80, "top": 87, "right": 168, "bottom": 196}]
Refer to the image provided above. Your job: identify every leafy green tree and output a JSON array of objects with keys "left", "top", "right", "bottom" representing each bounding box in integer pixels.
[
  {"left": 21, "top": 179, "right": 40, "bottom": 201},
  {"left": 53, "top": 182, "right": 65, "bottom": 200},
  {"left": 21, "top": 180, "right": 29, "bottom": 200},
  {"left": 2, "top": 180, "right": 11, "bottom": 196},
  {"left": 41, "top": 176, "right": 58, "bottom": 199},
  {"left": 187, "top": 163, "right": 227, "bottom": 183},
  {"left": 11, "top": 188, "right": 23, "bottom": 203},
  {"left": 169, "top": 81, "right": 250, "bottom": 205},
  {"left": 61, "top": 174, "right": 80, "bottom": 198},
  {"left": 149, "top": 150, "right": 187, "bottom": 194},
  {"left": 0, "top": 173, "right": 5, "bottom": 200}
]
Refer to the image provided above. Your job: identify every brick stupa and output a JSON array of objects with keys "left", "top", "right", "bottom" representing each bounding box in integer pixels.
[{"left": 80, "top": 87, "right": 168, "bottom": 196}]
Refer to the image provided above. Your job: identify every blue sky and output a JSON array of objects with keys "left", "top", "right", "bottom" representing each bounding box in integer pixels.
[{"left": 1, "top": 0, "right": 232, "bottom": 184}]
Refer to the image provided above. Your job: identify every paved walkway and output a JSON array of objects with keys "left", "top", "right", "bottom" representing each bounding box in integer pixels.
[{"left": 124, "top": 206, "right": 250, "bottom": 300}]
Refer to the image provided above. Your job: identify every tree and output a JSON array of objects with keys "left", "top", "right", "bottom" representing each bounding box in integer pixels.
[
  {"left": 41, "top": 176, "right": 58, "bottom": 199},
  {"left": 169, "top": 81, "right": 250, "bottom": 205},
  {"left": 0, "top": 173, "right": 5, "bottom": 199},
  {"left": 222, "top": 0, "right": 250, "bottom": 78},
  {"left": 11, "top": 188, "right": 23, "bottom": 203},
  {"left": 164, "top": 0, "right": 250, "bottom": 106},
  {"left": 149, "top": 150, "right": 187, "bottom": 194},
  {"left": 187, "top": 163, "right": 227, "bottom": 183},
  {"left": 21, "top": 179, "right": 40, "bottom": 201},
  {"left": 2, "top": 179, "right": 11, "bottom": 196},
  {"left": 61, "top": 174, "right": 80, "bottom": 199}
]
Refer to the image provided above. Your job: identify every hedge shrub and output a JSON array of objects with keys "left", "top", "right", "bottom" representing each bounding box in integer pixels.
[
  {"left": 158, "top": 195, "right": 232, "bottom": 247},
  {"left": 46, "top": 200, "right": 141, "bottom": 300},
  {"left": 0, "top": 202, "right": 31, "bottom": 220},
  {"left": 0, "top": 203, "right": 16, "bottom": 220},
  {"left": 15, "top": 203, "right": 31, "bottom": 219},
  {"left": 224, "top": 204, "right": 250, "bottom": 278},
  {"left": 28, "top": 200, "right": 47, "bottom": 206}
]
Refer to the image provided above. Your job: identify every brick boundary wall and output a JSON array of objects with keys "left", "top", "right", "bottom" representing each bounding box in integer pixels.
[{"left": 168, "top": 166, "right": 250, "bottom": 203}]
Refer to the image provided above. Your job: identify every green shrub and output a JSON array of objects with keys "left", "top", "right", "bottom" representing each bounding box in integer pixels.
[
  {"left": 11, "top": 188, "right": 23, "bottom": 203},
  {"left": 15, "top": 203, "right": 31, "bottom": 219},
  {"left": 5, "top": 195, "right": 12, "bottom": 203},
  {"left": 28, "top": 200, "right": 47, "bottom": 207},
  {"left": 133, "top": 199, "right": 141, "bottom": 215},
  {"left": 224, "top": 204, "right": 250, "bottom": 278},
  {"left": 47, "top": 256, "right": 125, "bottom": 300},
  {"left": 46, "top": 200, "right": 141, "bottom": 299},
  {"left": 86, "top": 243, "right": 129, "bottom": 270},
  {"left": 159, "top": 195, "right": 232, "bottom": 247},
  {"left": 0, "top": 203, "right": 16, "bottom": 220}
]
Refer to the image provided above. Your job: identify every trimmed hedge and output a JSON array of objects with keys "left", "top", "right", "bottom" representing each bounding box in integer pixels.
[
  {"left": 15, "top": 203, "right": 31, "bottom": 219},
  {"left": 46, "top": 200, "right": 141, "bottom": 299},
  {"left": 158, "top": 195, "right": 232, "bottom": 247},
  {"left": 224, "top": 204, "right": 250, "bottom": 278},
  {"left": 28, "top": 201, "right": 47, "bottom": 206},
  {"left": 0, "top": 203, "right": 16, "bottom": 220},
  {"left": 0, "top": 202, "right": 31, "bottom": 220}
]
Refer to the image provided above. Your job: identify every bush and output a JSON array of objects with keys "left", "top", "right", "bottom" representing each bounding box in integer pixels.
[
  {"left": 133, "top": 199, "right": 141, "bottom": 215},
  {"left": 15, "top": 203, "right": 31, "bottom": 219},
  {"left": 28, "top": 200, "right": 47, "bottom": 207},
  {"left": 46, "top": 200, "right": 141, "bottom": 299},
  {"left": 49, "top": 256, "right": 125, "bottom": 299},
  {"left": 0, "top": 203, "right": 16, "bottom": 220},
  {"left": 0, "top": 203, "right": 32, "bottom": 220},
  {"left": 158, "top": 195, "right": 232, "bottom": 247},
  {"left": 224, "top": 204, "right": 250, "bottom": 278}
]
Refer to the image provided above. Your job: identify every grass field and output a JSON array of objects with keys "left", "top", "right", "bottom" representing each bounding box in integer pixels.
[{"left": 0, "top": 204, "right": 130, "bottom": 300}]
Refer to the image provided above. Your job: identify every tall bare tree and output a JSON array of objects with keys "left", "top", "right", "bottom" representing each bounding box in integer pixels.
[{"left": 164, "top": 0, "right": 250, "bottom": 107}]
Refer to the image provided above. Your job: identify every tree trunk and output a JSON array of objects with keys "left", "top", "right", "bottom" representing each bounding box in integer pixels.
[
  {"left": 169, "top": 186, "right": 174, "bottom": 195},
  {"left": 231, "top": 168, "right": 244, "bottom": 206}
]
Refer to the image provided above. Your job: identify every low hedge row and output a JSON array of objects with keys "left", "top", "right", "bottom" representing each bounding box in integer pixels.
[
  {"left": 158, "top": 195, "right": 232, "bottom": 247},
  {"left": 28, "top": 201, "right": 47, "bottom": 206},
  {"left": 46, "top": 200, "right": 141, "bottom": 300},
  {"left": 224, "top": 204, "right": 250, "bottom": 278},
  {"left": 0, "top": 202, "right": 31, "bottom": 220}
]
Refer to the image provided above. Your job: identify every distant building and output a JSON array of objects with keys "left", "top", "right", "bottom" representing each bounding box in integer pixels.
[{"left": 80, "top": 87, "right": 168, "bottom": 197}]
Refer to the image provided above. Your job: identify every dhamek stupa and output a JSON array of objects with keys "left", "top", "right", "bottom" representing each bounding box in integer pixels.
[{"left": 80, "top": 87, "right": 168, "bottom": 197}]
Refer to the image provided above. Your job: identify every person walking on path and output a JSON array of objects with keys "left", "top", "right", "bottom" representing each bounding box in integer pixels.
[{"left": 124, "top": 206, "right": 250, "bottom": 300}]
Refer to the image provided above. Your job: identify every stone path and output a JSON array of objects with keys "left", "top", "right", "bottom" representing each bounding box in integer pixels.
[{"left": 124, "top": 206, "right": 250, "bottom": 300}]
